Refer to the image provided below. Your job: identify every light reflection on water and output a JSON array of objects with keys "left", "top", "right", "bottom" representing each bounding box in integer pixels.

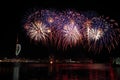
[
  {"left": 13, "top": 63, "right": 20, "bottom": 80},
  {"left": 0, "top": 63, "right": 120, "bottom": 80}
]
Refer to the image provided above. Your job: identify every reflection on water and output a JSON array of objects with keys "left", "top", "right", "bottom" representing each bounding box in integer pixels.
[
  {"left": 13, "top": 63, "right": 20, "bottom": 80},
  {"left": 114, "top": 67, "right": 120, "bottom": 80},
  {"left": 0, "top": 63, "right": 120, "bottom": 80}
]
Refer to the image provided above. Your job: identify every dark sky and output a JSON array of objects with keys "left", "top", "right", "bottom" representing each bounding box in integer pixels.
[{"left": 0, "top": 0, "right": 120, "bottom": 58}]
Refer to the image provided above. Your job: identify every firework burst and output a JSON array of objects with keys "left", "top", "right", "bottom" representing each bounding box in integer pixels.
[
  {"left": 24, "top": 20, "right": 51, "bottom": 44},
  {"left": 83, "top": 16, "right": 120, "bottom": 53},
  {"left": 61, "top": 20, "right": 82, "bottom": 49},
  {"left": 53, "top": 10, "right": 85, "bottom": 50}
]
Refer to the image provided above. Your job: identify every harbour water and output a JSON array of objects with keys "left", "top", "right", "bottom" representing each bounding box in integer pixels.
[{"left": 0, "top": 62, "right": 120, "bottom": 80}]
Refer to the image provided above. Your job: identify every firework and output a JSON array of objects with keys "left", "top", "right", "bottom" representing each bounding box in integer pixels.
[
  {"left": 61, "top": 20, "right": 82, "bottom": 49},
  {"left": 53, "top": 10, "right": 85, "bottom": 50},
  {"left": 24, "top": 20, "right": 51, "bottom": 44},
  {"left": 83, "top": 16, "right": 120, "bottom": 53},
  {"left": 23, "top": 9, "right": 120, "bottom": 53}
]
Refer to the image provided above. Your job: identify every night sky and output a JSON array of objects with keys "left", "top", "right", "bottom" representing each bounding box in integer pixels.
[{"left": 0, "top": 0, "right": 120, "bottom": 59}]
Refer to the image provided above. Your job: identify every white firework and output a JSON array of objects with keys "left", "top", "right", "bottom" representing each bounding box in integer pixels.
[
  {"left": 27, "top": 21, "right": 51, "bottom": 42},
  {"left": 87, "top": 27, "right": 103, "bottom": 41},
  {"left": 61, "top": 21, "right": 82, "bottom": 49}
]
